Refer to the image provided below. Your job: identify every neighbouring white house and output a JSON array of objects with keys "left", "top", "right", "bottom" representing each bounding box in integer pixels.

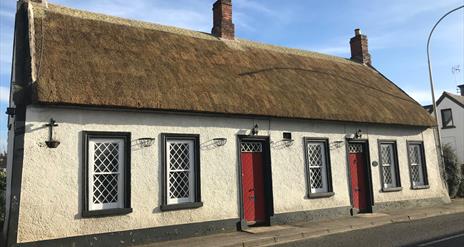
[
  {"left": 2, "top": 0, "right": 450, "bottom": 246},
  {"left": 425, "top": 85, "right": 464, "bottom": 165}
]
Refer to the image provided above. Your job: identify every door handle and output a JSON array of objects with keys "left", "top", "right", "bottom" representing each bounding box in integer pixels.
[{"left": 354, "top": 188, "right": 361, "bottom": 192}]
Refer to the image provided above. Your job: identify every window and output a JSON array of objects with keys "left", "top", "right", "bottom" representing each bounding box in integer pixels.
[
  {"left": 407, "top": 142, "right": 429, "bottom": 189},
  {"left": 441, "top": 109, "right": 454, "bottom": 128},
  {"left": 82, "top": 132, "right": 132, "bottom": 217},
  {"left": 304, "top": 138, "right": 334, "bottom": 198},
  {"left": 161, "top": 134, "right": 202, "bottom": 211},
  {"left": 378, "top": 141, "right": 401, "bottom": 191}
]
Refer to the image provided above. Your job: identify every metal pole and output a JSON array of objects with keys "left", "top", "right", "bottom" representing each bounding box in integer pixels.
[{"left": 426, "top": 5, "right": 464, "bottom": 164}]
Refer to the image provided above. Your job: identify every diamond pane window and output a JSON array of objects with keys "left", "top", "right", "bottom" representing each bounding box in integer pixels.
[
  {"left": 84, "top": 132, "right": 131, "bottom": 217},
  {"left": 379, "top": 142, "right": 400, "bottom": 189},
  {"left": 408, "top": 143, "right": 428, "bottom": 188},
  {"left": 164, "top": 136, "right": 200, "bottom": 206},
  {"left": 305, "top": 140, "right": 332, "bottom": 194}
]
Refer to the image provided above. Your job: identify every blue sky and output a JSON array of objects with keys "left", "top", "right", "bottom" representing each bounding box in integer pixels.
[{"left": 0, "top": 0, "right": 463, "bottom": 151}]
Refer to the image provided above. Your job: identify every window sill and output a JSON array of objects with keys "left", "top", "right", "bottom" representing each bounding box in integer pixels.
[
  {"left": 411, "top": 185, "right": 430, "bottom": 190},
  {"left": 160, "top": 202, "right": 204, "bottom": 211},
  {"left": 382, "top": 187, "right": 402, "bottom": 192},
  {"left": 442, "top": 126, "right": 456, "bottom": 129},
  {"left": 82, "top": 208, "right": 133, "bottom": 218},
  {"left": 307, "top": 192, "right": 335, "bottom": 199}
]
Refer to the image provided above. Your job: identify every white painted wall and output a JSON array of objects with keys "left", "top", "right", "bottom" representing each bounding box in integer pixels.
[
  {"left": 16, "top": 106, "right": 449, "bottom": 243},
  {"left": 436, "top": 96, "right": 464, "bottom": 164}
]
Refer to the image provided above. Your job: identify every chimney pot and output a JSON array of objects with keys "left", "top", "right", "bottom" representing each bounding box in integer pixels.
[
  {"left": 458, "top": 84, "right": 464, "bottom": 96},
  {"left": 211, "top": 0, "right": 235, "bottom": 39},
  {"left": 350, "top": 28, "right": 371, "bottom": 66}
]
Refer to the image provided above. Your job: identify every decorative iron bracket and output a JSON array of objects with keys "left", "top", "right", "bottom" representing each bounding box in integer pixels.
[{"left": 44, "top": 118, "right": 60, "bottom": 148}]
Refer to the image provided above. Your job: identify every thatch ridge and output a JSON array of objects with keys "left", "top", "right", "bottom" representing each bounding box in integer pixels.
[
  {"left": 21, "top": 1, "right": 436, "bottom": 127},
  {"left": 30, "top": 2, "right": 358, "bottom": 65}
]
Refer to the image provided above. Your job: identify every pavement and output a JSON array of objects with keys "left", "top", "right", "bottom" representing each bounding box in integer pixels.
[{"left": 140, "top": 199, "right": 464, "bottom": 247}]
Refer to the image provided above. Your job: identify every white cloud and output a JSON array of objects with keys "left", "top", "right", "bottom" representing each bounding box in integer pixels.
[
  {"left": 57, "top": 0, "right": 211, "bottom": 32},
  {"left": 407, "top": 89, "right": 435, "bottom": 105},
  {"left": 0, "top": 86, "right": 9, "bottom": 103}
]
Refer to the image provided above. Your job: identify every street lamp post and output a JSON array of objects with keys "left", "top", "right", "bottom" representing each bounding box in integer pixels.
[{"left": 426, "top": 5, "right": 464, "bottom": 164}]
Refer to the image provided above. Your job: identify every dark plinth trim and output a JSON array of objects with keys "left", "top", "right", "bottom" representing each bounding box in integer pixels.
[
  {"left": 18, "top": 218, "right": 240, "bottom": 247},
  {"left": 270, "top": 206, "right": 351, "bottom": 225},
  {"left": 372, "top": 197, "right": 449, "bottom": 213}
]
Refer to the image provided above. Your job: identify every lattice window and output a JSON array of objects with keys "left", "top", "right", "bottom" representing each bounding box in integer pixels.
[
  {"left": 380, "top": 143, "right": 398, "bottom": 188},
  {"left": 88, "top": 138, "right": 125, "bottom": 211},
  {"left": 241, "top": 142, "right": 263, "bottom": 153},
  {"left": 408, "top": 144, "right": 426, "bottom": 187},
  {"left": 349, "top": 144, "right": 363, "bottom": 153},
  {"left": 167, "top": 140, "right": 195, "bottom": 204},
  {"left": 306, "top": 141, "right": 329, "bottom": 193}
]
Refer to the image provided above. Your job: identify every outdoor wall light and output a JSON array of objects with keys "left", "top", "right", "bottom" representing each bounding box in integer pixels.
[
  {"left": 44, "top": 118, "right": 60, "bottom": 148},
  {"left": 213, "top": 138, "right": 227, "bottom": 147},
  {"left": 345, "top": 129, "right": 363, "bottom": 140},
  {"left": 251, "top": 124, "right": 259, "bottom": 136},
  {"left": 137, "top": 138, "right": 156, "bottom": 148},
  {"left": 355, "top": 129, "right": 363, "bottom": 139},
  {"left": 282, "top": 132, "right": 294, "bottom": 147}
]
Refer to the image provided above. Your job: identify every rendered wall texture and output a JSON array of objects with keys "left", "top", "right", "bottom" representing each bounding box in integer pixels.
[{"left": 17, "top": 106, "right": 448, "bottom": 243}]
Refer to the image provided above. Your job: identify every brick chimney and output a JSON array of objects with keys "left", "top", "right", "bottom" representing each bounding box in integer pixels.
[
  {"left": 458, "top": 84, "right": 464, "bottom": 96},
  {"left": 211, "top": 0, "right": 235, "bottom": 39},
  {"left": 350, "top": 29, "right": 371, "bottom": 66},
  {"left": 29, "top": 0, "right": 48, "bottom": 6}
]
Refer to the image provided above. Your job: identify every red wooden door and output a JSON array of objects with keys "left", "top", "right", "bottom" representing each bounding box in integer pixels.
[
  {"left": 241, "top": 142, "right": 266, "bottom": 223},
  {"left": 349, "top": 144, "right": 368, "bottom": 211}
]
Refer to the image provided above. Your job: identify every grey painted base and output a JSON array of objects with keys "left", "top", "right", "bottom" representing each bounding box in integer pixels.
[
  {"left": 270, "top": 206, "right": 352, "bottom": 225},
  {"left": 372, "top": 197, "right": 450, "bottom": 213},
  {"left": 18, "top": 218, "right": 240, "bottom": 247}
]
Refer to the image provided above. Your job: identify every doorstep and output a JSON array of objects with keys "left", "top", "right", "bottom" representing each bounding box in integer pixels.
[{"left": 139, "top": 199, "right": 464, "bottom": 247}]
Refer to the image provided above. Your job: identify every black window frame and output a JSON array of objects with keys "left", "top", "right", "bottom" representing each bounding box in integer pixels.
[
  {"left": 82, "top": 131, "right": 132, "bottom": 218},
  {"left": 406, "top": 141, "right": 430, "bottom": 190},
  {"left": 160, "top": 133, "right": 203, "bottom": 211},
  {"left": 378, "top": 140, "right": 402, "bottom": 192},
  {"left": 304, "top": 138, "right": 335, "bottom": 199},
  {"left": 441, "top": 108, "right": 455, "bottom": 129}
]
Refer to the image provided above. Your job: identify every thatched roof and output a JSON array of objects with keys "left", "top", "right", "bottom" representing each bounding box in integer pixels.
[{"left": 17, "top": 1, "right": 435, "bottom": 127}]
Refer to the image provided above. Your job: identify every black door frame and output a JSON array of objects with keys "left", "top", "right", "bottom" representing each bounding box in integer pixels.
[
  {"left": 237, "top": 135, "right": 274, "bottom": 230},
  {"left": 345, "top": 139, "right": 374, "bottom": 214}
]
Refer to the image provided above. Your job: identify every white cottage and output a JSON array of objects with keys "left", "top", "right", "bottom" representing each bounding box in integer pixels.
[
  {"left": 2, "top": 0, "right": 450, "bottom": 246},
  {"left": 434, "top": 86, "right": 464, "bottom": 165}
]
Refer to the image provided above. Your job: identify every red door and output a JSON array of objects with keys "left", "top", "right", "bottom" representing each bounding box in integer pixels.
[
  {"left": 349, "top": 144, "right": 368, "bottom": 212},
  {"left": 241, "top": 142, "right": 266, "bottom": 224}
]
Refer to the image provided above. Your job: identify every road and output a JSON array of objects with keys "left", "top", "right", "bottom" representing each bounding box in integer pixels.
[{"left": 275, "top": 213, "right": 464, "bottom": 247}]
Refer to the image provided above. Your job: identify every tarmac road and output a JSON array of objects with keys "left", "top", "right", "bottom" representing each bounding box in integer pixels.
[{"left": 274, "top": 213, "right": 464, "bottom": 247}]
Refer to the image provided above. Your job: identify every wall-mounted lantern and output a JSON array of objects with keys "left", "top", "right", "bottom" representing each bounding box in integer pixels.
[
  {"left": 282, "top": 132, "right": 294, "bottom": 147},
  {"left": 137, "top": 138, "right": 156, "bottom": 148},
  {"left": 345, "top": 129, "right": 363, "bottom": 140},
  {"left": 251, "top": 124, "right": 259, "bottom": 136},
  {"left": 5, "top": 107, "right": 15, "bottom": 116},
  {"left": 44, "top": 118, "right": 60, "bottom": 148},
  {"left": 213, "top": 138, "right": 227, "bottom": 147}
]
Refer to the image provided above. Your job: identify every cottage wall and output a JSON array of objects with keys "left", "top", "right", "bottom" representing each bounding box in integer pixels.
[{"left": 17, "top": 106, "right": 449, "bottom": 243}]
